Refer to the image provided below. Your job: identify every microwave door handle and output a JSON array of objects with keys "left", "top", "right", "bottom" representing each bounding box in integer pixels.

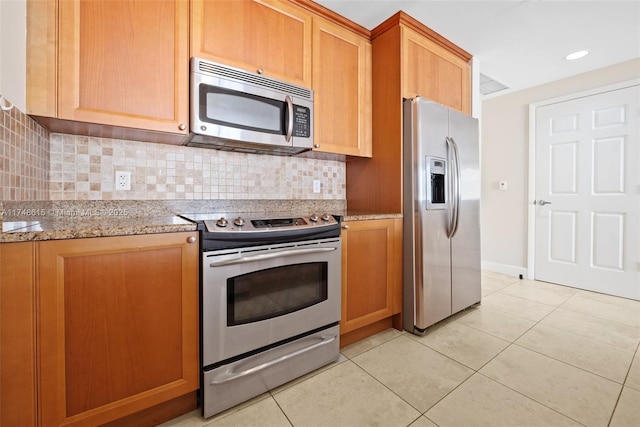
[{"left": 285, "top": 95, "right": 294, "bottom": 142}]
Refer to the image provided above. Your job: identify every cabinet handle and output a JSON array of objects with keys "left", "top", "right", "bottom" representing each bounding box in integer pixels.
[
  {"left": 187, "top": 236, "right": 197, "bottom": 244},
  {"left": 179, "top": 123, "right": 187, "bottom": 131},
  {"left": 257, "top": 68, "right": 264, "bottom": 74},
  {"left": 314, "top": 143, "right": 320, "bottom": 148},
  {"left": 342, "top": 225, "right": 349, "bottom": 230}
]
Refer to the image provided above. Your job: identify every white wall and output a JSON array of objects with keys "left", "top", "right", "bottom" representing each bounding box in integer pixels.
[
  {"left": 0, "top": 0, "right": 26, "bottom": 111},
  {"left": 481, "top": 58, "right": 640, "bottom": 276}
]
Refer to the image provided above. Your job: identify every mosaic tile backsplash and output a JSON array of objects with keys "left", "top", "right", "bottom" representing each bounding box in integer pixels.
[
  {"left": 0, "top": 100, "right": 50, "bottom": 200},
  {"left": 49, "top": 134, "right": 346, "bottom": 201},
  {"left": 1, "top": 99, "right": 346, "bottom": 202}
]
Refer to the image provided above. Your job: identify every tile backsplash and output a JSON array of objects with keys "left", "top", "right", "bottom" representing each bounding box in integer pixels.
[
  {"left": 0, "top": 100, "right": 346, "bottom": 202},
  {"left": 49, "top": 134, "right": 346, "bottom": 201},
  {"left": 0, "top": 100, "right": 50, "bottom": 200}
]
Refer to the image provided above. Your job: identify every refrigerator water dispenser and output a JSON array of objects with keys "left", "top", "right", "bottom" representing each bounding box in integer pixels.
[{"left": 426, "top": 156, "right": 446, "bottom": 210}]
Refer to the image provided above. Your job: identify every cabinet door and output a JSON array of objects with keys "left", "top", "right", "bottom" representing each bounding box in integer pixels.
[
  {"left": 402, "top": 26, "right": 471, "bottom": 114},
  {"left": 312, "top": 17, "right": 372, "bottom": 157},
  {"left": 57, "top": 0, "right": 189, "bottom": 134},
  {"left": 37, "top": 232, "right": 199, "bottom": 426},
  {"left": 191, "top": 0, "right": 312, "bottom": 87},
  {"left": 341, "top": 219, "right": 402, "bottom": 334},
  {"left": 0, "top": 242, "right": 37, "bottom": 427}
]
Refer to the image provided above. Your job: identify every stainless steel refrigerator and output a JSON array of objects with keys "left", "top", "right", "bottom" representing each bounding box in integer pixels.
[{"left": 402, "top": 97, "right": 481, "bottom": 334}]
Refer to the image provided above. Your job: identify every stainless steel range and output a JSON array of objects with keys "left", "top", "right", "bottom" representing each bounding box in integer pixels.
[{"left": 180, "top": 212, "right": 342, "bottom": 418}]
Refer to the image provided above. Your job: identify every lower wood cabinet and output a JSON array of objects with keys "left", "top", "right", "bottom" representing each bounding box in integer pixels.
[
  {"left": 0, "top": 242, "right": 38, "bottom": 427},
  {"left": 340, "top": 218, "right": 402, "bottom": 346},
  {"left": 37, "top": 232, "right": 199, "bottom": 426}
]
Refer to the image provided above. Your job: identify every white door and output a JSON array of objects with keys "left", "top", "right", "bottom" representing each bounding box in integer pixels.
[{"left": 534, "top": 84, "right": 640, "bottom": 300}]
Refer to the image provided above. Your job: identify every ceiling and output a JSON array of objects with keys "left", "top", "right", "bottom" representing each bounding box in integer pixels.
[{"left": 314, "top": 0, "right": 640, "bottom": 98}]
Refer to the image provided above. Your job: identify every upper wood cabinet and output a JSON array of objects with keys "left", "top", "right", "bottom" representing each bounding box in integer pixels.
[
  {"left": 27, "top": 0, "right": 189, "bottom": 140},
  {"left": 191, "top": 0, "right": 312, "bottom": 87},
  {"left": 346, "top": 12, "right": 472, "bottom": 214},
  {"left": 402, "top": 26, "right": 471, "bottom": 113},
  {"left": 311, "top": 17, "right": 372, "bottom": 157},
  {"left": 37, "top": 232, "right": 199, "bottom": 426}
]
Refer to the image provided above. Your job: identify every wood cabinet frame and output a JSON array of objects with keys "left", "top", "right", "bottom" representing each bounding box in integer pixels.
[
  {"left": 27, "top": 0, "right": 189, "bottom": 144},
  {"left": 0, "top": 242, "right": 38, "bottom": 426},
  {"left": 340, "top": 218, "right": 402, "bottom": 345},
  {"left": 311, "top": 16, "right": 372, "bottom": 157},
  {"left": 37, "top": 232, "right": 198, "bottom": 426},
  {"left": 347, "top": 12, "right": 472, "bottom": 213},
  {"left": 191, "top": 0, "right": 313, "bottom": 87}
]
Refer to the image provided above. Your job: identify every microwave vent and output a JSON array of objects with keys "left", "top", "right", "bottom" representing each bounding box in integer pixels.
[{"left": 198, "top": 61, "right": 313, "bottom": 100}]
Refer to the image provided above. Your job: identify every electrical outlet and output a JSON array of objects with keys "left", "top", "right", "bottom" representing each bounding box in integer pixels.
[
  {"left": 499, "top": 181, "right": 508, "bottom": 191},
  {"left": 313, "top": 180, "right": 321, "bottom": 193},
  {"left": 115, "top": 171, "right": 131, "bottom": 191}
]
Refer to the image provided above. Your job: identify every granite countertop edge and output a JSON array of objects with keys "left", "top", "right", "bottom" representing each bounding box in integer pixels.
[
  {"left": 0, "top": 200, "right": 401, "bottom": 243},
  {"left": 1, "top": 213, "right": 402, "bottom": 243},
  {"left": 343, "top": 213, "right": 402, "bottom": 221},
  {"left": 1, "top": 217, "right": 197, "bottom": 243}
]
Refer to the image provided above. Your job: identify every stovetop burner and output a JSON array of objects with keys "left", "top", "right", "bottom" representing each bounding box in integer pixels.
[{"left": 179, "top": 212, "right": 342, "bottom": 250}]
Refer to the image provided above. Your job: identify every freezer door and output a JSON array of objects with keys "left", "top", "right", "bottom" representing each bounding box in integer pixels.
[
  {"left": 416, "top": 209, "right": 453, "bottom": 329},
  {"left": 448, "top": 108, "right": 481, "bottom": 314},
  {"left": 403, "top": 98, "right": 453, "bottom": 331}
]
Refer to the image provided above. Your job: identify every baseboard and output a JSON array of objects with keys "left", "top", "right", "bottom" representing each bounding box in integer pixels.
[{"left": 481, "top": 261, "right": 528, "bottom": 278}]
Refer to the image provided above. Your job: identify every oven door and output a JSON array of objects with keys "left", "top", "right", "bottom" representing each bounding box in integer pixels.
[{"left": 202, "top": 237, "right": 341, "bottom": 367}]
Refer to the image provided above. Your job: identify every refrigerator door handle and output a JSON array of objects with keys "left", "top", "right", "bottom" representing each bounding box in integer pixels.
[
  {"left": 446, "top": 136, "right": 461, "bottom": 238},
  {"left": 445, "top": 137, "right": 455, "bottom": 237},
  {"left": 452, "top": 137, "right": 462, "bottom": 237}
]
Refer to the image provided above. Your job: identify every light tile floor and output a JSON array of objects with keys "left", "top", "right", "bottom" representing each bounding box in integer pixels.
[{"left": 161, "top": 272, "right": 640, "bottom": 427}]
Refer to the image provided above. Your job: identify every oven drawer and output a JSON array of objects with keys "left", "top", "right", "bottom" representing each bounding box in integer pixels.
[{"left": 203, "top": 324, "right": 340, "bottom": 418}]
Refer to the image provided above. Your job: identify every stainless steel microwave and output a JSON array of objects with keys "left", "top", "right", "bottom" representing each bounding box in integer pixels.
[{"left": 184, "top": 58, "right": 314, "bottom": 156}]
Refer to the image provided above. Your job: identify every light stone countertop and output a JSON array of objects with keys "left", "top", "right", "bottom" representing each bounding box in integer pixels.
[
  {"left": 343, "top": 212, "right": 402, "bottom": 222},
  {"left": 0, "top": 200, "right": 400, "bottom": 243},
  {"left": 1, "top": 216, "right": 196, "bottom": 243}
]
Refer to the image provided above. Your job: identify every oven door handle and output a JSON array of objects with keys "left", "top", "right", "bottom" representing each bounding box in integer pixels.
[
  {"left": 210, "top": 334, "right": 337, "bottom": 385},
  {"left": 209, "top": 247, "right": 337, "bottom": 267}
]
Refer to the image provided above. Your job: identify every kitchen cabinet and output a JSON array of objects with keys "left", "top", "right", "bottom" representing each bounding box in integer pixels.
[
  {"left": 311, "top": 16, "right": 372, "bottom": 157},
  {"left": 402, "top": 26, "right": 471, "bottom": 113},
  {"left": 340, "top": 218, "right": 402, "bottom": 347},
  {"left": 37, "top": 232, "right": 199, "bottom": 426},
  {"left": 27, "top": 0, "right": 189, "bottom": 143},
  {"left": 191, "top": 0, "right": 312, "bottom": 87},
  {"left": 0, "top": 242, "right": 37, "bottom": 427},
  {"left": 346, "top": 12, "right": 472, "bottom": 213}
]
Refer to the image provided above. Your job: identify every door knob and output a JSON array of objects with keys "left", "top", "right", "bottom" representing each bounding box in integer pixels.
[{"left": 537, "top": 200, "right": 552, "bottom": 206}]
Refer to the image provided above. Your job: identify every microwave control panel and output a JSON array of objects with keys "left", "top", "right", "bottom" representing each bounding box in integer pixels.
[{"left": 293, "top": 105, "right": 311, "bottom": 137}]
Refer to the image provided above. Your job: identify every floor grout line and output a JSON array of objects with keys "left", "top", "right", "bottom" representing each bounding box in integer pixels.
[{"left": 161, "top": 274, "right": 640, "bottom": 426}]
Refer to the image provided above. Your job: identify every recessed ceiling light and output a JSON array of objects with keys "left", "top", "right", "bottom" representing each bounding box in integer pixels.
[{"left": 565, "top": 50, "right": 589, "bottom": 60}]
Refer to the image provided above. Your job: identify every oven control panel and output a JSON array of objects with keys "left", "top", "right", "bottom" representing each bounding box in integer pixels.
[
  {"left": 180, "top": 213, "right": 342, "bottom": 251},
  {"left": 178, "top": 213, "right": 338, "bottom": 234},
  {"left": 203, "top": 214, "right": 337, "bottom": 233}
]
